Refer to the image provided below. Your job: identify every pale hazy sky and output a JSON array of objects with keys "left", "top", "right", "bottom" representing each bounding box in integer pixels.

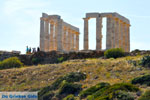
[{"left": 0, "top": 0, "right": 150, "bottom": 54}]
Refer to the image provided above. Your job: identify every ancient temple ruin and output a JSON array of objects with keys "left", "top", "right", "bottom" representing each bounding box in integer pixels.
[
  {"left": 83, "top": 12, "right": 130, "bottom": 52},
  {"left": 40, "top": 13, "right": 80, "bottom": 52}
]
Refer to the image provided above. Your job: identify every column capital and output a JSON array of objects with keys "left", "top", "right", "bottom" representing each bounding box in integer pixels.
[{"left": 83, "top": 18, "right": 90, "bottom": 20}]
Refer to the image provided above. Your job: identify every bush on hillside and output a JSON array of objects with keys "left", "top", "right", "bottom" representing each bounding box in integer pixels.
[
  {"left": 51, "top": 72, "right": 86, "bottom": 90},
  {"left": 140, "top": 55, "right": 150, "bottom": 68},
  {"left": 63, "top": 94, "right": 76, "bottom": 100},
  {"left": 0, "top": 57, "right": 23, "bottom": 70},
  {"left": 38, "top": 72, "right": 86, "bottom": 99},
  {"left": 39, "top": 91, "right": 54, "bottom": 100},
  {"left": 57, "top": 57, "right": 64, "bottom": 63},
  {"left": 58, "top": 81, "right": 82, "bottom": 96},
  {"left": 104, "top": 48, "right": 125, "bottom": 59},
  {"left": 138, "top": 90, "right": 150, "bottom": 100},
  {"left": 131, "top": 74, "right": 150, "bottom": 86},
  {"left": 79, "top": 82, "right": 110, "bottom": 98},
  {"left": 112, "top": 90, "right": 134, "bottom": 100},
  {"left": 87, "top": 83, "right": 139, "bottom": 100}
]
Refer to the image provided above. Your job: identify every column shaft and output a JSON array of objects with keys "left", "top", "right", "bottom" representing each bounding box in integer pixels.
[
  {"left": 83, "top": 18, "right": 89, "bottom": 50},
  {"left": 54, "top": 24, "right": 57, "bottom": 50},
  {"left": 76, "top": 34, "right": 79, "bottom": 50},
  {"left": 63, "top": 28, "right": 67, "bottom": 51},
  {"left": 40, "top": 19, "right": 45, "bottom": 51},
  {"left": 96, "top": 17, "right": 102, "bottom": 50},
  {"left": 49, "top": 23, "right": 54, "bottom": 51},
  {"left": 44, "top": 20, "right": 49, "bottom": 52},
  {"left": 114, "top": 18, "right": 119, "bottom": 48},
  {"left": 57, "top": 19, "right": 63, "bottom": 51},
  {"left": 106, "top": 17, "right": 112, "bottom": 49},
  {"left": 71, "top": 33, "right": 74, "bottom": 50}
]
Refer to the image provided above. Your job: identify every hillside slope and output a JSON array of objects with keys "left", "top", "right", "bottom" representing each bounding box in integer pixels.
[{"left": 0, "top": 55, "right": 150, "bottom": 92}]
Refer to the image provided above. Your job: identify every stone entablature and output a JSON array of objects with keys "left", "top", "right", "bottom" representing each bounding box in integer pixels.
[
  {"left": 40, "top": 13, "right": 80, "bottom": 52},
  {"left": 83, "top": 12, "right": 130, "bottom": 52}
]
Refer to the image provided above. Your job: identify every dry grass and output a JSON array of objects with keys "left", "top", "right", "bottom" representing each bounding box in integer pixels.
[{"left": 0, "top": 55, "right": 149, "bottom": 91}]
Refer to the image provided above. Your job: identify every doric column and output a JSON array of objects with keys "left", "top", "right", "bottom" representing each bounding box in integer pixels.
[
  {"left": 71, "top": 32, "right": 75, "bottom": 50},
  {"left": 49, "top": 22, "right": 54, "bottom": 51},
  {"left": 76, "top": 33, "right": 79, "bottom": 50},
  {"left": 124, "top": 23, "right": 130, "bottom": 52},
  {"left": 67, "top": 29, "right": 71, "bottom": 51},
  {"left": 106, "top": 16, "right": 112, "bottom": 49},
  {"left": 114, "top": 18, "right": 119, "bottom": 48},
  {"left": 120, "top": 21, "right": 124, "bottom": 50},
  {"left": 63, "top": 27, "right": 67, "bottom": 51},
  {"left": 96, "top": 17, "right": 103, "bottom": 50},
  {"left": 111, "top": 17, "right": 115, "bottom": 48},
  {"left": 44, "top": 19, "right": 49, "bottom": 52},
  {"left": 57, "top": 19, "right": 63, "bottom": 51},
  {"left": 122, "top": 22, "right": 126, "bottom": 52},
  {"left": 83, "top": 18, "right": 89, "bottom": 50},
  {"left": 40, "top": 18, "right": 45, "bottom": 51},
  {"left": 54, "top": 23, "right": 58, "bottom": 51},
  {"left": 127, "top": 24, "right": 130, "bottom": 52}
]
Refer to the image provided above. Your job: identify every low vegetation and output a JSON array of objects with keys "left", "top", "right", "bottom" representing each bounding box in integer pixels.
[
  {"left": 0, "top": 57, "right": 23, "bottom": 70},
  {"left": 87, "top": 83, "right": 139, "bottom": 100},
  {"left": 131, "top": 74, "right": 150, "bottom": 86},
  {"left": 104, "top": 48, "right": 125, "bottom": 59},
  {"left": 140, "top": 55, "right": 150, "bottom": 68},
  {"left": 138, "top": 90, "right": 150, "bottom": 100}
]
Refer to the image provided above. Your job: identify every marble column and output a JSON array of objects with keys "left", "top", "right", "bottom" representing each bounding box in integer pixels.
[
  {"left": 114, "top": 18, "right": 119, "bottom": 48},
  {"left": 71, "top": 32, "right": 75, "bottom": 50},
  {"left": 44, "top": 19, "right": 49, "bottom": 52},
  {"left": 76, "top": 33, "right": 79, "bottom": 50},
  {"left": 120, "top": 21, "right": 124, "bottom": 50},
  {"left": 40, "top": 18, "right": 45, "bottom": 51},
  {"left": 68, "top": 29, "right": 71, "bottom": 51},
  {"left": 96, "top": 17, "right": 102, "bottom": 50},
  {"left": 124, "top": 24, "right": 130, "bottom": 52},
  {"left": 106, "top": 16, "right": 112, "bottom": 49},
  {"left": 49, "top": 22, "right": 54, "bottom": 51},
  {"left": 111, "top": 17, "right": 115, "bottom": 48},
  {"left": 63, "top": 27, "right": 67, "bottom": 51},
  {"left": 83, "top": 18, "right": 89, "bottom": 50},
  {"left": 54, "top": 23, "right": 57, "bottom": 50},
  {"left": 122, "top": 22, "right": 126, "bottom": 52},
  {"left": 127, "top": 24, "right": 130, "bottom": 52},
  {"left": 57, "top": 19, "right": 63, "bottom": 51}
]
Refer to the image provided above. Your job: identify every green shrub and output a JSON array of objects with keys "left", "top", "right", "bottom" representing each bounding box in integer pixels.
[
  {"left": 111, "top": 90, "right": 134, "bottom": 100},
  {"left": 131, "top": 74, "right": 150, "bottom": 86},
  {"left": 87, "top": 83, "right": 139, "bottom": 100},
  {"left": 140, "top": 55, "right": 150, "bottom": 68},
  {"left": 32, "top": 57, "right": 43, "bottom": 65},
  {"left": 38, "top": 91, "right": 54, "bottom": 100},
  {"left": 51, "top": 72, "right": 86, "bottom": 90},
  {"left": 59, "top": 81, "right": 82, "bottom": 95},
  {"left": 57, "top": 57, "right": 64, "bottom": 63},
  {"left": 138, "top": 90, "right": 150, "bottom": 100},
  {"left": 0, "top": 57, "right": 23, "bottom": 70},
  {"left": 79, "top": 82, "right": 110, "bottom": 98},
  {"left": 63, "top": 94, "right": 76, "bottom": 100},
  {"left": 38, "top": 72, "right": 86, "bottom": 99},
  {"left": 104, "top": 48, "right": 125, "bottom": 59}
]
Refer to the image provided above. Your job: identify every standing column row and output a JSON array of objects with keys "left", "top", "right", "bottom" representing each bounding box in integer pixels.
[
  {"left": 62, "top": 28, "right": 79, "bottom": 51},
  {"left": 106, "top": 16, "right": 130, "bottom": 52}
]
